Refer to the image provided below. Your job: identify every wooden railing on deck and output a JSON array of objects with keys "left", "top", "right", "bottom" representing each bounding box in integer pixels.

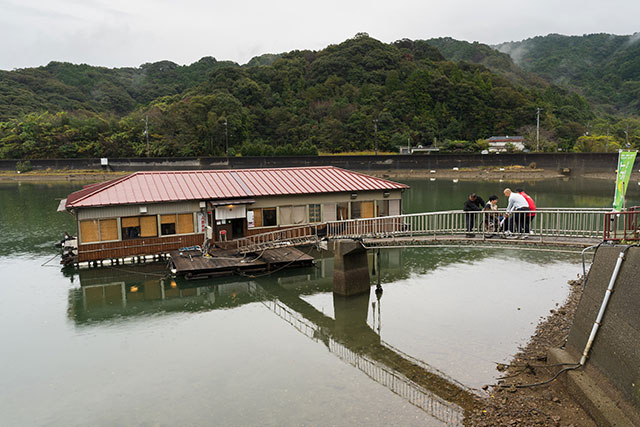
[{"left": 235, "top": 224, "right": 323, "bottom": 254}]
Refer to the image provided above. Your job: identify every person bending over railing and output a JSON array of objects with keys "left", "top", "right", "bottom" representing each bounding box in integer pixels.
[
  {"left": 503, "top": 188, "right": 529, "bottom": 236},
  {"left": 515, "top": 188, "right": 536, "bottom": 234}
]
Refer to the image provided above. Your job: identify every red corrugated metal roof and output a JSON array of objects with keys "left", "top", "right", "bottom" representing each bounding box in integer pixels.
[{"left": 65, "top": 166, "right": 409, "bottom": 208}]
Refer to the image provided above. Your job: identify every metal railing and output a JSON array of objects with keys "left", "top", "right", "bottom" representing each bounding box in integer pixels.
[
  {"left": 326, "top": 208, "right": 611, "bottom": 242},
  {"left": 235, "top": 224, "right": 323, "bottom": 253},
  {"left": 233, "top": 208, "right": 616, "bottom": 253},
  {"left": 604, "top": 206, "right": 640, "bottom": 241}
]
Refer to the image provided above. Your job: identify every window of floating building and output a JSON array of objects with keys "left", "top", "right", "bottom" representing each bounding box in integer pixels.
[
  {"left": 121, "top": 217, "right": 141, "bottom": 239},
  {"left": 350, "top": 201, "right": 374, "bottom": 219},
  {"left": 389, "top": 199, "right": 401, "bottom": 216},
  {"left": 361, "top": 201, "right": 374, "bottom": 218},
  {"left": 247, "top": 208, "right": 279, "bottom": 228},
  {"left": 322, "top": 203, "right": 336, "bottom": 222},
  {"left": 160, "top": 213, "right": 194, "bottom": 235},
  {"left": 79, "top": 218, "right": 118, "bottom": 243},
  {"left": 140, "top": 216, "right": 158, "bottom": 237},
  {"left": 376, "top": 200, "right": 389, "bottom": 217},
  {"left": 350, "top": 201, "right": 362, "bottom": 219},
  {"left": 248, "top": 208, "right": 262, "bottom": 228},
  {"left": 336, "top": 202, "right": 348, "bottom": 220},
  {"left": 308, "top": 204, "right": 321, "bottom": 223},
  {"left": 279, "top": 206, "right": 291, "bottom": 225},
  {"left": 121, "top": 216, "right": 157, "bottom": 239},
  {"left": 80, "top": 219, "right": 100, "bottom": 243},
  {"left": 99, "top": 219, "right": 118, "bottom": 240},
  {"left": 279, "top": 205, "right": 306, "bottom": 225},
  {"left": 262, "top": 208, "right": 277, "bottom": 226},
  {"left": 177, "top": 213, "right": 194, "bottom": 234},
  {"left": 160, "top": 214, "right": 177, "bottom": 235}
]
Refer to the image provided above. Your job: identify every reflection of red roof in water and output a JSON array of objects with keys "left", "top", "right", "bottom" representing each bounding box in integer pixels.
[{"left": 65, "top": 166, "right": 409, "bottom": 208}]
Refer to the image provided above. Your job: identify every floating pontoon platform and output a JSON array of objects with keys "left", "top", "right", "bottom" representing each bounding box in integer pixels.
[{"left": 169, "top": 247, "right": 314, "bottom": 280}]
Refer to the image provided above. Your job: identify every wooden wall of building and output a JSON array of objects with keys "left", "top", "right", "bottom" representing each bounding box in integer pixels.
[{"left": 78, "top": 233, "right": 204, "bottom": 262}]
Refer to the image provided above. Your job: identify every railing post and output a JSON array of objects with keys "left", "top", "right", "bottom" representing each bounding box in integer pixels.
[
  {"left": 410, "top": 216, "right": 413, "bottom": 237},
  {"left": 433, "top": 215, "right": 436, "bottom": 238}
]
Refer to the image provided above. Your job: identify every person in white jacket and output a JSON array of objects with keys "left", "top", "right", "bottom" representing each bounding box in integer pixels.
[{"left": 503, "top": 188, "right": 529, "bottom": 233}]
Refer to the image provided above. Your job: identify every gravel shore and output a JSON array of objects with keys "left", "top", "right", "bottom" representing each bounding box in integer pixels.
[
  {"left": 468, "top": 277, "right": 596, "bottom": 426},
  {"left": 2, "top": 166, "right": 634, "bottom": 183}
]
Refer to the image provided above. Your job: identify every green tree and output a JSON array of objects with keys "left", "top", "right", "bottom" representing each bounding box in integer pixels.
[{"left": 573, "top": 135, "right": 621, "bottom": 152}]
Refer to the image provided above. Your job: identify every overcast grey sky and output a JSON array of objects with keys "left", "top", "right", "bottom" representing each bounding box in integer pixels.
[{"left": 1, "top": 0, "right": 638, "bottom": 70}]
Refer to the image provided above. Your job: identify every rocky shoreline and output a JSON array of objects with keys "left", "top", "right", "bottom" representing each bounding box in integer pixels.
[
  {"left": 371, "top": 167, "right": 565, "bottom": 180},
  {"left": 469, "top": 277, "right": 595, "bottom": 426},
  {"left": 368, "top": 167, "right": 629, "bottom": 181},
  {"left": 0, "top": 167, "right": 628, "bottom": 183},
  {"left": 0, "top": 170, "right": 128, "bottom": 182}
]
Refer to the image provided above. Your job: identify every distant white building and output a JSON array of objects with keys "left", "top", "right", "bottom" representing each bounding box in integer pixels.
[
  {"left": 487, "top": 136, "right": 525, "bottom": 152},
  {"left": 399, "top": 146, "right": 440, "bottom": 155}
]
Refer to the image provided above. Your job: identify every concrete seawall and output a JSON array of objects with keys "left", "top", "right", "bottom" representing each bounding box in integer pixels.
[
  {"left": 0, "top": 153, "right": 634, "bottom": 174},
  {"left": 559, "top": 245, "right": 640, "bottom": 424}
]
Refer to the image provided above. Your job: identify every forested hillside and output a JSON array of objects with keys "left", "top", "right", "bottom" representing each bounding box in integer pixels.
[
  {"left": 426, "top": 37, "right": 547, "bottom": 89},
  {"left": 0, "top": 33, "right": 634, "bottom": 159},
  {"left": 495, "top": 33, "right": 640, "bottom": 115},
  {"left": 426, "top": 35, "right": 640, "bottom": 151},
  {"left": 0, "top": 57, "right": 237, "bottom": 120}
]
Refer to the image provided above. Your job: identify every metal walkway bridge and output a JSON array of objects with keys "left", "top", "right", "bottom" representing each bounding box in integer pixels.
[{"left": 234, "top": 207, "right": 639, "bottom": 253}]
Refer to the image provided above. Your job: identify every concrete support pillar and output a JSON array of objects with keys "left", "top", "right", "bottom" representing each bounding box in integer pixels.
[{"left": 332, "top": 240, "right": 370, "bottom": 296}]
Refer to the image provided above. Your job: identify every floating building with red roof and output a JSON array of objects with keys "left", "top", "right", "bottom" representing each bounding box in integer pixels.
[{"left": 61, "top": 166, "right": 408, "bottom": 262}]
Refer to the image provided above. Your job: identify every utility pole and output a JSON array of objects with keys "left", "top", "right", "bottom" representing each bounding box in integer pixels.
[
  {"left": 536, "top": 107, "right": 542, "bottom": 152},
  {"left": 224, "top": 118, "right": 229, "bottom": 157},
  {"left": 624, "top": 124, "right": 629, "bottom": 148},
  {"left": 373, "top": 118, "right": 378, "bottom": 155},
  {"left": 143, "top": 115, "right": 150, "bottom": 157}
]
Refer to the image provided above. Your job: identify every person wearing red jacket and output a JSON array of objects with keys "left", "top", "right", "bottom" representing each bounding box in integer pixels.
[{"left": 515, "top": 188, "right": 536, "bottom": 234}]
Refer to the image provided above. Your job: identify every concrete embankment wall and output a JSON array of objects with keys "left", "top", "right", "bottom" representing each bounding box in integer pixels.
[
  {"left": 567, "top": 245, "right": 640, "bottom": 414},
  {"left": 0, "top": 153, "right": 632, "bottom": 174}
]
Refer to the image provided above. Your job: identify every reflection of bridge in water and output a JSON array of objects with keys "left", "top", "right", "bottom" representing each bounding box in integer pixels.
[
  {"left": 247, "top": 283, "right": 475, "bottom": 426},
  {"left": 68, "top": 261, "right": 477, "bottom": 425}
]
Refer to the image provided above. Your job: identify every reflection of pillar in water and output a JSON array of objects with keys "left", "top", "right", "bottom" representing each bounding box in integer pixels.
[
  {"left": 370, "top": 299, "right": 383, "bottom": 336},
  {"left": 387, "top": 248, "right": 401, "bottom": 269},
  {"left": 374, "top": 248, "right": 383, "bottom": 335},
  {"left": 333, "top": 292, "right": 371, "bottom": 338},
  {"left": 371, "top": 301, "right": 376, "bottom": 329},
  {"left": 376, "top": 287, "right": 382, "bottom": 336},
  {"left": 376, "top": 248, "right": 382, "bottom": 294}
]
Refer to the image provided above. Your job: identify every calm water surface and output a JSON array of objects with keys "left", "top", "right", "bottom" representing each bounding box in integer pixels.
[{"left": 1, "top": 178, "right": 639, "bottom": 426}]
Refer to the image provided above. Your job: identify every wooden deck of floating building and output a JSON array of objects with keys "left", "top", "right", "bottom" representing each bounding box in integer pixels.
[{"left": 169, "top": 246, "right": 314, "bottom": 280}]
